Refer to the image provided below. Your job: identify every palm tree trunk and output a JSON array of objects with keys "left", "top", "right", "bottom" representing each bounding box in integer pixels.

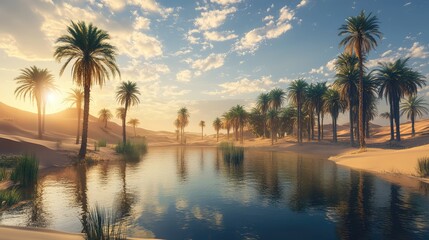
[
  {"left": 298, "top": 98, "right": 302, "bottom": 143},
  {"left": 263, "top": 114, "right": 266, "bottom": 139},
  {"left": 271, "top": 121, "right": 274, "bottom": 145},
  {"left": 37, "top": 99, "right": 42, "bottom": 139},
  {"left": 123, "top": 104, "right": 128, "bottom": 144},
  {"left": 332, "top": 115, "right": 336, "bottom": 143},
  {"left": 240, "top": 124, "right": 244, "bottom": 144},
  {"left": 366, "top": 120, "right": 370, "bottom": 139},
  {"left": 42, "top": 101, "right": 46, "bottom": 134},
  {"left": 349, "top": 101, "right": 354, "bottom": 145},
  {"left": 134, "top": 125, "right": 136, "bottom": 137},
  {"left": 321, "top": 113, "right": 324, "bottom": 140},
  {"left": 317, "top": 110, "right": 321, "bottom": 141},
  {"left": 389, "top": 97, "right": 394, "bottom": 141},
  {"left": 310, "top": 111, "right": 314, "bottom": 140},
  {"left": 216, "top": 130, "right": 219, "bottom": 142},
  {"left": 411, "top": 113, "right": 415, "bottom": 136},
  {"left": 76, "top": 104, "right": 81, "bottom": 144},
  {"left": 227, "top": 128, "right": 230, "bottom": 140},
  {"left": 394, "top": 98, "right": 401, "bottom": 141},
  {"left": 358, "top": 48, "right": 366, "bottom": 149},
  {"left": 78, "top": 83, "right": 91, "bottom": 160},
  {"left": 201, "top": 127, "right": 203, "bottom": 140}
]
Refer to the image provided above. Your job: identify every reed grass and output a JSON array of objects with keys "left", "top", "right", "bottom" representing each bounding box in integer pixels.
[
  {"left": 218, "top": 142, "right": 244, "bottom": 163},
  {"left": 10, "top": 154, "right": 39, "bottom": 187},
  {"left": 0, "top": 188, "right": 21, "bottom": 206},
  {"left": 417, "top": 157, "right": 429, "bottom": 177},
  {"left": 0, "top": 168, "right": 7, "bottom": 181},
  {"left": 81, "top": 205, "right": 127, "bottom": 240},
  {"left": 115, "top": 140, "right": 147, "bottom": 161}
]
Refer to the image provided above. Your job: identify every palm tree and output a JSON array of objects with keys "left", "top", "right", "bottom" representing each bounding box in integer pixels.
[
  {"left": 267, "top": 109, "right": 278, "bottom": 145},
  {"left": 256, "top": 93, "right": 270, "bottom": 138},
  {"left": 380, "top": 112, "right": 390, "bottom": 119},
  {"left": 334, "top": 53, "right": 359, "bottom": 145},
  {"left": 213, "top": 118, "right": 222, "bottom": 142},
  {"left": 64, "top": 88, "right": 84, "bottom": 144},
  {"left": 287, "top": 79, "right": 308, "bottom": 143},
  {"left": 269, "top": 88, "right": 286, "bottom": 141},
  {"left": 177, "top": 107, "right": 190, "bottom": 144},
  {"left": 230, "top": 105, "right": 247, "bottom": 144},
  {"left": 221, "top": 112, "right": 232, "bottom": 140},
  {"left": 14, "top": 66, "right": 56, "bottom": 139},
  {"left": 54, "top": 21, "right": 120, "bottom": 159},
  {"left": 174, "top": 118, "right": 180, "bottom": 141},
  {"left": 305, "top": 83, "right": 317, "bottom": 140},
  {"left": 375, "top": 58, "right": 426, "bottom": 141},
  {"left": 116, "top": 108, "right": 126, "bottom": 126},
  {"left": 127, "top": 118, "right": 140, "bottom": 137},
  {"left": 400, "top": 95, "right": 429, "bottom": 137},
  {"left": 98, "top": 108, "right": 113, "bottom": 128},
  {"left": 199, "top": 120, "right": 206, "bottom": 140},
  {"left": 339, "top": 10, "right": 382, "bottom": 149},
  {"left": 116, "top": 81, "right": 140, "bottom": 144},
  {"left": 323, "top": 88, "right": 346, "bottom": 142}
]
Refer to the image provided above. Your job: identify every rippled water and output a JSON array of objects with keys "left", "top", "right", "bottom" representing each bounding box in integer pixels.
[{"left": 1, "top": 147, "right": 429, "bottom": 239}]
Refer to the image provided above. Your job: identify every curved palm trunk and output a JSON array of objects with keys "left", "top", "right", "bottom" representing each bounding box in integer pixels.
[
  {"left": 36, "top": 98, "right": 42, "bottom": 139},
  {"left": 358, "top": 47, "right": 366, "bottom": 149},
  {"left": 78, "top": 84, "right": 91, "bottom": 160},
  {"left": 76, "top": 103, "right": 81, "bottom": 144},
  {"left": 411, "top": 113, "right": 415, "bottom": 136},
  {"left": 349, "top": 100, "right": 354, "bottom": 145},
  {"left": 389, "top": 97, "right": 394, "bottom": 141},
  {"left": 394, "top": 98, "right": 401, "bottom": 141}
]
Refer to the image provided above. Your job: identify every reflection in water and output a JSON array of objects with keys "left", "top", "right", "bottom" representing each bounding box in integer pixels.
[{"left": 0, "top": 147, "right": 428, "bottom": 239}]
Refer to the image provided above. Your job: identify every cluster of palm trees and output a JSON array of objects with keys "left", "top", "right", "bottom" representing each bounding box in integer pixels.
[
  {"left": 13, "top": 21, "right": 144, "bottom": 160},
  {"left": 176, "top": 107, "right": 189, "bottom": 144}
]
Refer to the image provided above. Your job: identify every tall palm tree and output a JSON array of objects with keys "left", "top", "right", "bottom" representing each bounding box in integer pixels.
[
  {"left": 256, "top": 92, "right": 270, "bottom": 138},
  {"left": 287, "top": 79, "right": 308, "bottom": 143},
  {"left": 334, "top": 53, "right": 359, "bottom": 145},
  {"left": 230, "top": 105, "right": 247, "bottom": 144},
  {"left": 116, "top": 108, "right": 126, "bottom": 122},
  {"left": 267, "top": 109, "right": 278, "bottom": 145},
  {"left": 127, "top": 118, "right": 140, "bottom": 137},
  {"left": 339, "top": 10, "right": 382, "bottom": 149},
  {"left": 98, "top": 108, "right": 113, "bottom": 128},
  {"left": 323, "top": 88, "right": 346, "bottom": 142},
  {"left": 221, "top": 112, "right": 232, "bottom": 140},
  {"left": 400, "top": 95, "right": 429, "bottom": 137},
  {"left": 116, "top": 81, "right": 140, "bottom": 144},
  {"left": 14, "top": 66, "right": 56, "bottom": 139},
  {"left": 213, "top": 118, "right": 222, "bottom": 142},
  {"left": 199, "top": 120, "right": 206, "bottom": 140},
  {"left": 54, "top": 21, "right": 120, "bottom": 159},
  {"left": 177, "top": 107, "right": 190, "bottom": 144},
  {"left": 375, "top": 58, "right": 426, "bottom": 141},
  {"left": 64, "top": 88, "right": 84, "bottom": 144},
  {"left": 174, "top": 118, "right": 180, "bottom": 141},
  {"left": 269, "top": 88, "right": 286, "bottom": 141},
  {"left": 305, "top": 83, "right": 317, "bottom": 140}
]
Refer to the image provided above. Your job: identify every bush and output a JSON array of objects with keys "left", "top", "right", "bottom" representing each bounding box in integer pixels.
[
  {"left": 0, "top": 188, "right": 21, "bottom": 206},
  {"left": 10, "top": 155, "right": 39, "bottom": 187},
  {"left": 115, "top": 140, "right": 147, "bottom": 161},
  {"left": 218, "top": 142, "right": 244, "bottom": 163},
  {"left": 81, "top": 205, "right": 127, "bottom": 240},
  {"left": 0, "top": 168, "right": 7, "bottom": 181},
  {"left": 417, "top": 157, "right": 429, "bottom": 177},
  {"left": 98, "top": 139, "right": 107, "bottom": 148}
]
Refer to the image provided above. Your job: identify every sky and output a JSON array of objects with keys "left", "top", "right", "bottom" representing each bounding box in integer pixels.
[{"left": 1, "top": 0, "right": 429, "bottom": 134}]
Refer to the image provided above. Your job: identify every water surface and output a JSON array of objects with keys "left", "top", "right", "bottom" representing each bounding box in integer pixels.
[{"left": 1, "top": 147, "right": 429, "bottom": 239}]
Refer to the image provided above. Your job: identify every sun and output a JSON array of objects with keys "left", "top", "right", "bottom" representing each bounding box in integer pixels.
[{"left": 46, "top": 92, "right": 57, "bottom": 103}]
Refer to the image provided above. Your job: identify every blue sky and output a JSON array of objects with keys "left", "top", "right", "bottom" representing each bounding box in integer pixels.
[{"left": 0, "top": 0, "right": 428, "bottom": 133}]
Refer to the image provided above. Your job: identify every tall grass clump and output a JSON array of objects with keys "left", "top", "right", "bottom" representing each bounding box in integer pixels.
[
  {"left": 0, "top": 188, "right": 21, "bottom": 206},
  {"left": 0, "top": 168, "right": 7, "bottom": 181},
  {"left": 10, "top": 155, "right": 39, "bottom": 187},
  {"left": 115, "top": 139, "right": 147, "bottom": 161},
  {"left": 417, "top": 157, "right": 429, "bottom": 177},
  {"left": 219, "top": 142, "right": 244, "bottom": 163},
  {"left": 81, "top": 205, "right": 127, "bottom": 240},
  {"left": 98, "top": 139, "right": 107, "bottom": 148}
]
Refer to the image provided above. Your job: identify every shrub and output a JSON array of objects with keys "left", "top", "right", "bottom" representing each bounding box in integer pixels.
[
  {"left": 81, "top": 205, "right": 127, "bottom": 240},
  {"left": 98, "top": 139, "right": 107, "bottom": 148},
  {"left": 417, "top": 157, "right": 429, "bottom": 177},
  {"left": 10, "top": 155, "right": 39, "bottom": 187},
  {"left": 115, "top": 140, "right": 147, "bottom": 161},
  {"left": 0, "top": 188, "right": 21, "bottom": 206},
  {"left": 218, "top": 142, "right": 244, "bottom": 163},
  {"left": 0, "top": 168, "right": 7, "bottom": 181}
]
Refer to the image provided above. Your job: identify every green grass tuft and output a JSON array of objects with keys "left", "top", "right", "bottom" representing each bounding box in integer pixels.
[
  {"left": 417, "top": 157, "right": 429, "bottom": 177},
  {"left": 115, "top": 140, "right": 147, "bottom": 161},
  {"left": 10, "top": 155, "right": 39, "bottom": 187},
  {"left": 81, "top": 205, "right": 127, "bottom": 240},
  {"left": 98, "top": 139, "right": 107, "bottom": 148},
  {"left": 0, "top": 168, "right": 7, "bottom": 181},
  {"left": 0, "top": 188, "right": 21, "bottom": 206}
]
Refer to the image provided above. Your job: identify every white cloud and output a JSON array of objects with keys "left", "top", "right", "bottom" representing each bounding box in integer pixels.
[
  {"left": 176, "top": 70, "right": 193, "bottom": 82},
  {"left": 203, "top": 31, "right": 237, "bottom": 41},
  {"left": 297, "top": 0, "right": 308, "bottom": 8},
  {"left": 114, "top": 31, "right": 163, "bottom": 59},
  {"left": 191, "top": 53, "right": 226, "bottom": 72},
  {"left": 234, "top": 6, "right": 295, "bottom": 54},
  {"left": 162, "top": 86, "right": 190, "bottom": 97},
  {"left": 279, "top": 77, "right": 293, "bottom": 84},
  {"left": 381, "top": 49, "right": 393, "bottom": 58},
  {"left": 122, "top": 60, "right": 170, "bottom": 82},
  {"left": 404, "top": 2, "right": 412, "bottom": 7},
  {"left": 204, "top": 76, "right": 274, "bottom": 96},
  {"left": 101, "top": 0, "right": 125, "bottom": 11},
  {"left": 406, "top": 42, "right": 429, "bottom": 59},
  {"left": 103, "top": 0, "right": 173, "bottom": 17},
  {"left": 309, "top": 66, "right": 324, "bottom": 74},
  {"left": 194, "top": 7, "right": 237, "bottom": 31},
  {"left": 210, "top": 0, "right": 241, "bottom": 5},
  {"left": 172, "top": 48, "right": 192, "bottom": 56},
  {"left": 133, "top": 15, "right": 150, "bottom": 30}
]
